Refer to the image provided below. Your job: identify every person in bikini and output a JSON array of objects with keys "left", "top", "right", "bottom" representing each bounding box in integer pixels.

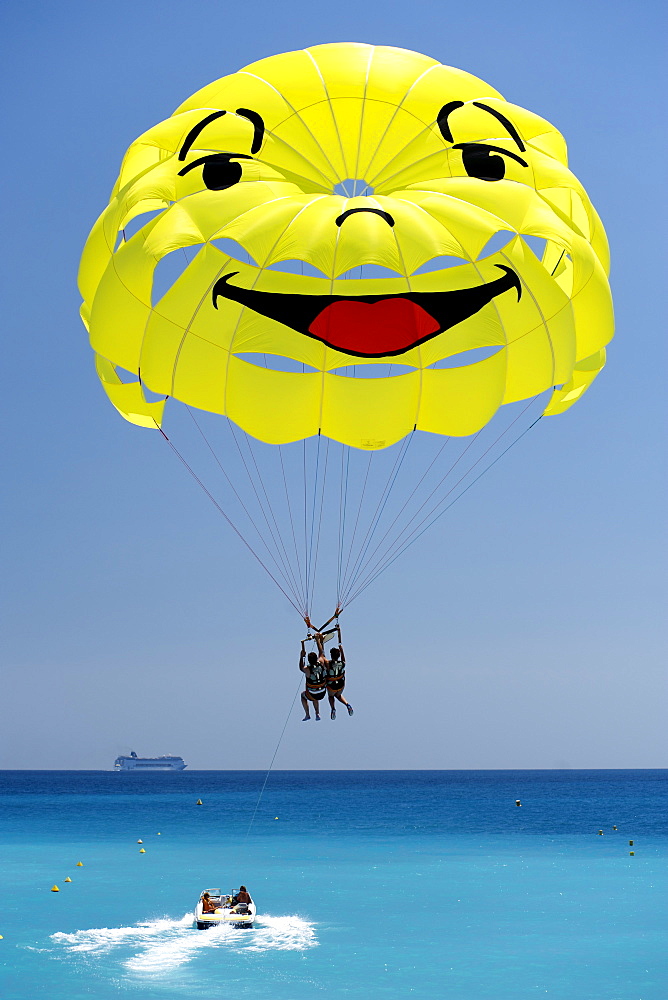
[
  {"left": 300, "top": 640, "right": 327, "bottom": 720},
  {"left": 326, "top": 624, "right": 353, "bottom": 719}
]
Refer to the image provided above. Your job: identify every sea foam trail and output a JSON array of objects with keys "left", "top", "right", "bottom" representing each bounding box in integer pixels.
[{"left": 51, "top": 913, "right": 318, "bottom": 973}]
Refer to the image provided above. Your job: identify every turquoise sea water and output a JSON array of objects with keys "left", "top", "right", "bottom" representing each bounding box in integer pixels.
[{"left": 0, "top": 770, "right": 665, "bottom": 999}]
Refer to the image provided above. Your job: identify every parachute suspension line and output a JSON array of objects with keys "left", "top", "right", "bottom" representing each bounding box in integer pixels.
[
  {"left": 304, "top": 433, "right": 322, "bottom": 619},
  {"left": 346, "top": 401, "right": 540, "bottom": 604},
  {"left": 278, "top": 444, "right": 308, "bottom": 617},
  {"left": 227, "top": 422, "right": 304, "bottom": 609},
  {"left": 338, "top": 450, "right": 375, "bottom": 598},
  {"left": 239, "top": 429, "right": 306, "bottom": 610},
  {"left": 307, "top": 436, "right": 331, "bottom": 614},
  {"left": 345, "top": 434, "right": 454, "bottom": 591},
  {"left": 302, "top": 438, "right": 309, "bottom": 619},
  {"left": 339, "top": 431, "right": 415, "bottom": 603},
  {"left": 336, "top": 442, "right": 351, "bottom": 610},
  {"left": 157, "top": 428, "right": 303, "bottom": 616},
  {"left": 348, "top": 396, "right": 538, "bottom": 600},
  {"left": 343, "top": 429, "right": 483, "bottom": 602},
  {"left": 185, "top": 406, "right": 297, "bottom": 596},
  {"left": 246, "top": 674, "right": 303, "bottom": 839},
  {"left": 346, "top": 411, "right": 544, "bottom": 607}
]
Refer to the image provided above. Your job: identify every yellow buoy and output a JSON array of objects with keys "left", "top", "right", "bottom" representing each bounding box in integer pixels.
[
  {"left": 64, "top": 877, "right": 72, "bottom": 883},
  {"left": 137, "top": 839, "right": 143, "bottom": 844},
  {"left": 51, "top": 885, "right": 60, "bottom": 892},
  {"left": 76, "top": 861, "right": 83, "bottom": 867},
  {"left": 139, "top": 848, "right": 146, "bottom": 853},
  {"left": 274, "top": 817, "right": 279, "bottom": 820},
  {"left": 196, "top": 799, "right": 203, "bottom": 805},
  {"left": 157, "top": 832, "right": 161, "bottom": 835},
  {"left": 0, "top": 934, "right": 3, "bottom": 939}
]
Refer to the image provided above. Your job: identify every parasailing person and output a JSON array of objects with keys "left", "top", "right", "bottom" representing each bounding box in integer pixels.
[{"left": 325, "top": 625, "right": 353, "bottom": 719}]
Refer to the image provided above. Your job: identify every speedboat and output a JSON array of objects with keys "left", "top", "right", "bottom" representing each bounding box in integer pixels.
[{"left": 194, "top": 888, "right": 256, "bottom": 930}]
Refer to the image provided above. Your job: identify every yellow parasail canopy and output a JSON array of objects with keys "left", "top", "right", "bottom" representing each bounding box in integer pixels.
[{"left": 80, "top": 43, "right": 612, "bottom": 450}]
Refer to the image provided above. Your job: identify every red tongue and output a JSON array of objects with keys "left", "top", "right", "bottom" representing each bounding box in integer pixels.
[{"left": 308, "top": 298, "right": 440, "bottom": 355}]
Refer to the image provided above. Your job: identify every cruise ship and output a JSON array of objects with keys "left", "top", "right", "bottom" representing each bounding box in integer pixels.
[{"left": 114, "top": 751, "right": 187, "bottom": 771}]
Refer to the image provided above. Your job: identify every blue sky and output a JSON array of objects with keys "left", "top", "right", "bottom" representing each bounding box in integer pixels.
[{"left": 1, "top": 0, "right": 665, "bottom": 769}]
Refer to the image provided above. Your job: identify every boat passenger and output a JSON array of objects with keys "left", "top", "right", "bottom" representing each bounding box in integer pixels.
[
  {"left": 326, "top": 626, "right": 353, "bottom": 719},
  {"left": 236, "top": 886, "right": 252, "bottom": 904},
  {"left": 201, "top": 892, "right": 217, "bottom": 913},
  {"left": 300, "top": 642, "right": 327, "bottom": 721}
]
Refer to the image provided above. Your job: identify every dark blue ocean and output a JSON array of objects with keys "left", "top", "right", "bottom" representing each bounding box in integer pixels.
[{"left": 0, "top": 770, "right": 665, "bottom": 999}]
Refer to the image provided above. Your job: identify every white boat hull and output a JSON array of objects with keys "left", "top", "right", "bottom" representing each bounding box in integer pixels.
[{"left": 195, "top": 897, "right": 256, "bottom": 930}]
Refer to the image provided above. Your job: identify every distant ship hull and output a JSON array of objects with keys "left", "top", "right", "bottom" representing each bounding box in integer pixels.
[{"left": 114, "top": 753, "right": 187, "bottom": 771}]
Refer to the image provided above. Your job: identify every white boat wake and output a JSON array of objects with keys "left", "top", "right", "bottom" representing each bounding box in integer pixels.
[{"left": 51, "top": 912, "right": 318, "bottom": 973}]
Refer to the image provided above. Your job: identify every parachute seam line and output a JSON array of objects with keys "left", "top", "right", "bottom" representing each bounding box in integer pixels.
[
  {"left": 367, "top": 117, "right": 449, "bottom": 190},
  {"left": 339, "top": 450, "right": 374, "bottom": 595},
  {"left": 246, "top": 675, "right": 303, "bottom": 839},
  {"left": 391, "top": 197, "right": 468, "bottom": 268},
  {"left": 184, "top": 406, "right": 298, "bottom": 596},
  {"left": 307, "top": 436, "right": 330, "bottom": 613},
  {"left": 304, "top": 49, "right": 350, "bottom": 183},
  {"left": 279, "top": 444, "right": 308, "bottom": 615},
  {"left": 157, "top": 429, "right": 302, "bottom": 614},
  {"left": 350, "top": 47, "right": 375, "bottom": 191},
  {"left": 500, "top": 248, "right": 557, "bottom": 391},
  {"left": 238, "top": 69, "right": 346, "bottom": 186},
  {"left": 346, "top": 412, "right": 543, "bottom": 606},
  {"left": 220, "top": 195, "right": 329, "bottom": 416},
  {"left": 239, "top": 429, "right": 306, "bottom": 605},
  {"left": 342, "top": 435, "right": 454, "bottom": 593},
  {"left": 371, "top": 130, "right": 532, "bottom": 193},
  {"left": 362, "top": 62, "right": 441, "bottom": 181},
  {"left": 228, "top": 421, "right": 303, "bottom": 604},
  {"left": 346, "top": 400, "right": 541, "bottom": 603},
  {"left": 339, "top": 431, "right": 415, "bottom": 604}
]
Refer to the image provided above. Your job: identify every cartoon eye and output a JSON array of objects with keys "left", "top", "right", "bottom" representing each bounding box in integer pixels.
[
  {"left": 452, "top": 143, "right": 528, "bottom": 182},
  {"left": 177, "top": 153, "right": 250, "bottom": 190}
]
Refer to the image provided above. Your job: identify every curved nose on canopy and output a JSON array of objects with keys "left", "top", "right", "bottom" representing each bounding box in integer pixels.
[{"left": 335, "top": 207, "right": 395, "bottom": 228}]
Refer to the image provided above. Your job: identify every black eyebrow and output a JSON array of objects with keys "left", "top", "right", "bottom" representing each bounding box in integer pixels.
[
  {"left": 472, "top": 102, "right": 526, "bottom": 152},
  {"left": 436, "top": 100, "right": 526, "bottom": 153},
  {"left": 436, "top": 101, "right": 464, "bottom": 142},
  {"left": 178, "top": 110, "right": 228, "bottom": 161},
  {"left": 235, "top": 108, "right": 265, "bottom": 154}
]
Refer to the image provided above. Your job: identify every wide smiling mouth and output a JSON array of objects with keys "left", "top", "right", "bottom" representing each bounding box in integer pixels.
[{"left": 212, "top": 265, "right": 522, "bottom": 358}]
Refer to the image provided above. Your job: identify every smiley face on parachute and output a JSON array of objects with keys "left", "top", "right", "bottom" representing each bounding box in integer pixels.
[{"left": 80, "top": 43, "right": 613, "bottom": 447}]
